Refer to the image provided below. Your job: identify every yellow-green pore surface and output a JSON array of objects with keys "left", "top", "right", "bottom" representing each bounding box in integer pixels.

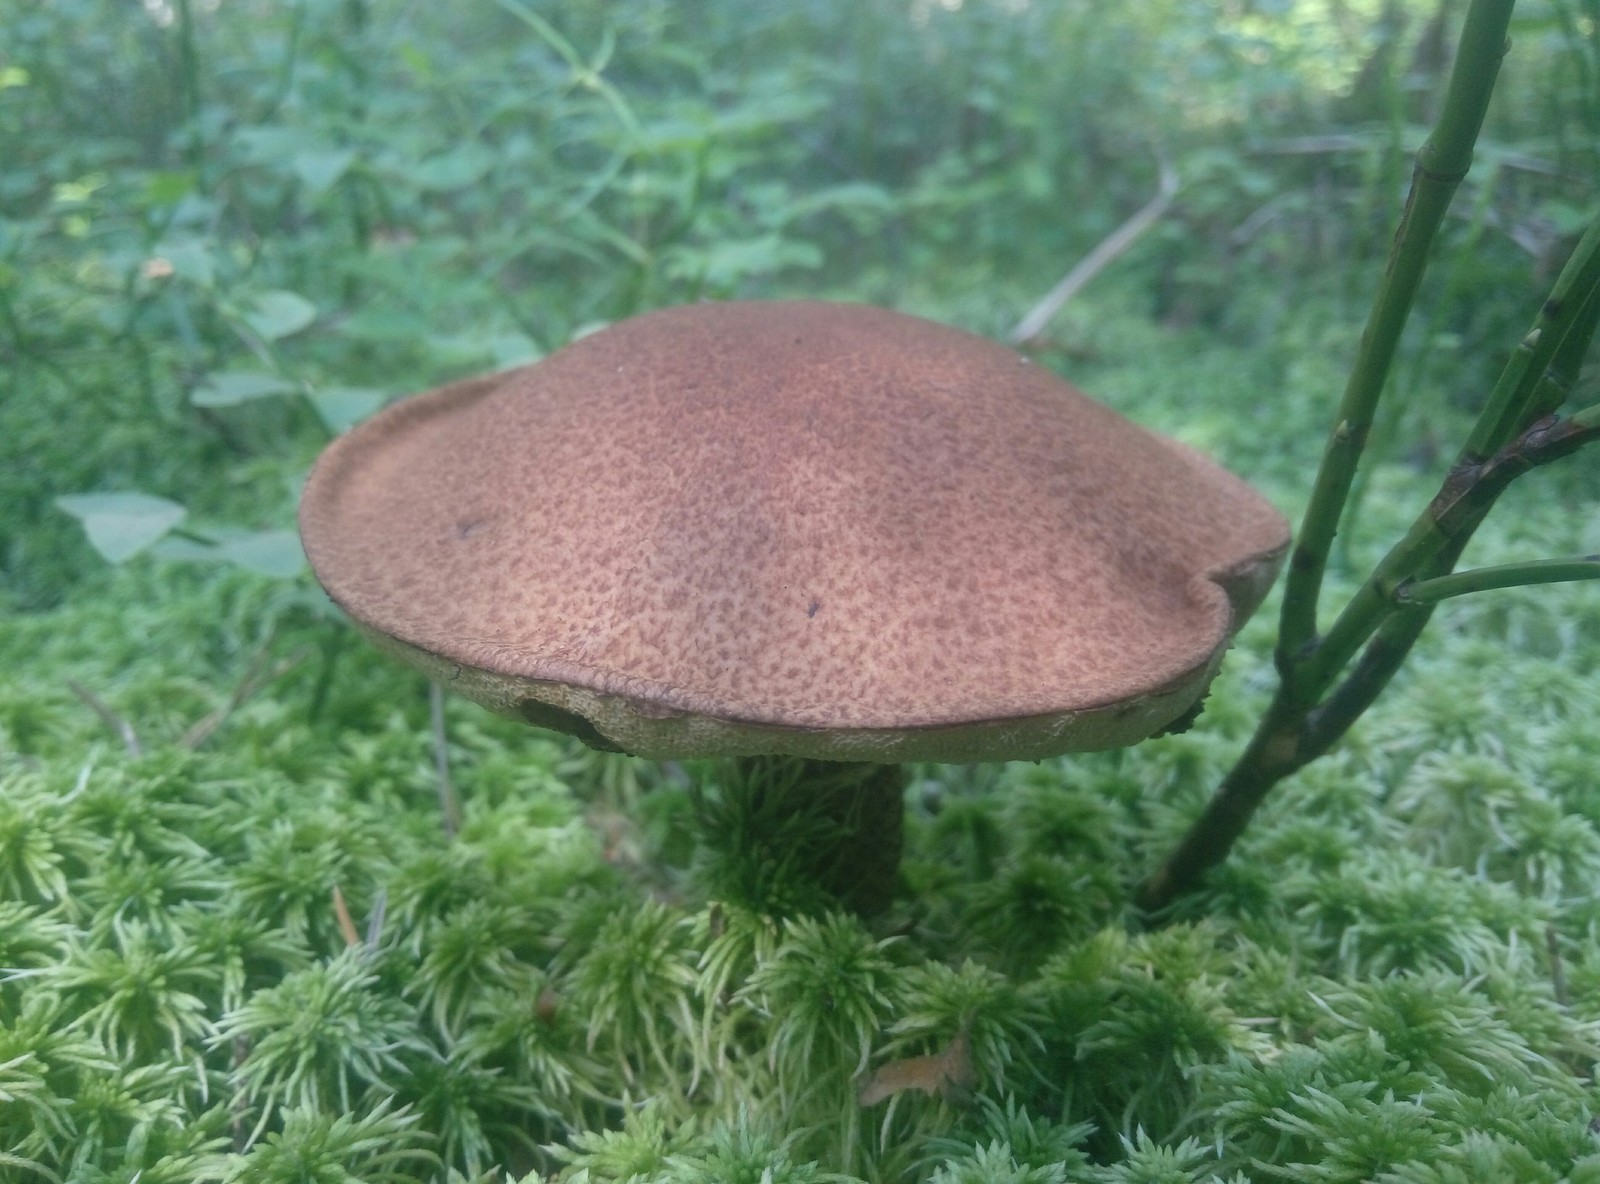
[{"left": 298, "top": 301, "right": 1290, "bottom": 762}]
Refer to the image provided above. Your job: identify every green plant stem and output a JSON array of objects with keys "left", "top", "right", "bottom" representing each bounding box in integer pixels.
[
  {"left": 174, "top": 0, "right": 203, "bottom": 170},
  {"left": 1136, "top": 1, "right": 1600, "bottom": 914},
  {"left": 305, "top": 627, "right": 347, "bottom": 727},
  {"left": 1139, "top": 537, "right": 1462, "bottom": 913},
  {"left": 1396, "top": 557, "right": 1600, "bottom": 603},
  {"left": 1281, "top": 0, "right": 1521, "bottom": 696},
  {"left": 1278, "top": 0, "right": 1513, "bottom": 670},
  {"left": 261, "top": 0, "right": 308, "bottom": 121},
  {"left": 1310, "top": 326, "right": 1600, "bottom": 682},
  {"left": 1140, "top": 401, "right": 1600, "bottom": 914},
  {"left": 1461, "top": 217, "right": 1600, "bottom": 459},
  {"left": 1523, "top": 270, "right": 1600, "bottom": 427},
  {"left": 1299, "top": 596, "right": 1444, "bottom": 759},
  {"left": 491, "top": 0, "right": 640, "bottom": 140}
]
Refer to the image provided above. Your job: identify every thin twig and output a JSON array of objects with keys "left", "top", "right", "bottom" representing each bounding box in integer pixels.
[
  {"left": 66, "top": 680, "right": 141, "bottom": 757},
  {"left": 1009, "top": 156, "right": 1179, "bottom": 345},
  {"left": 365, "top": 886, "right": 388, "bottom": 953},
  {"left": 429, "top": 681, "right": 461, "bottom": 838},
  {"left": 181, "top": 644, "right": 311, "bottom": 750}
]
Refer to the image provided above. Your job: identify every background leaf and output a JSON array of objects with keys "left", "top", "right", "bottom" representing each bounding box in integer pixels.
[
  {"left": 191, "top": 371, "right": 298, "bottom": 408},
  {"left": 309, "top": 387, "right": 388, "bottom": 433},
  {"left": 213, "top": 530, "right": 306, "bottom": 578},
  {"left": 54, "top": 492, "right": 187, "bottom": 563},
  {"left": 243, "top": 291, "right": 317, "bottom": 341},
  {"left": 156, "top": 239, "right": 215, "bottom": 286},
  {"left": 292, "top": 148, "right": 357, "bottom": 197}
]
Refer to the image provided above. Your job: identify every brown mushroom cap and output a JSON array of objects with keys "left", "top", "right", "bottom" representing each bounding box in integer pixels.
[{"left": 299, "top": 301, "right": 1289, "bottom": 763}]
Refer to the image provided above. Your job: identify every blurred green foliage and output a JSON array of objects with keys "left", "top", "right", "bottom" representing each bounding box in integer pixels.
[
  {"left": 3, "top": 0, "right": 1600, "bottom": 1180},
  {"left": 6, "top": 0, "right": 1598, "bottom": 607}
]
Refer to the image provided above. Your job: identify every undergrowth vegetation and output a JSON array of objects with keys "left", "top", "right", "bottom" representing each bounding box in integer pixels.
[{"left": 3, "top": 0, "right": 1600, "bottom": 1181}]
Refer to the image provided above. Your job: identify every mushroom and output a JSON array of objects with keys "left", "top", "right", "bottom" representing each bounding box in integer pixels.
[{"left": 299, "top": 301, "right": 1289, "bottom": 914}]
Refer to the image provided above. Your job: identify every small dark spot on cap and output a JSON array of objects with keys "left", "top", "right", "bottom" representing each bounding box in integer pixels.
[
  {"left": 456, "top": 519, "right": 483, "bottom": 539},
  {"left": 807, "top": 598, "right": 822, "bottom": 618}
]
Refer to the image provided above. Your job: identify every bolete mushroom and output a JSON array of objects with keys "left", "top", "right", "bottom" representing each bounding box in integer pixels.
[{"left": 299, "top": 301, "right": 1289, "bottom": 914}]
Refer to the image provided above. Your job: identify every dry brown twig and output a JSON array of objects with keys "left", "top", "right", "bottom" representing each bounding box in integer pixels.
[
  {"left": 181, "top": 643, "right": 311, "bottom": 750},
  {"left": 429, "top": 680, "right": 461, "bottom": 838},
  {"left": 1009, "top": 156, "right": 1180, "bottom": 346},
  {"left": 69, "top": 634, "right": 308, "bottom": 759},
  {"left": 66, "top": 679, "right": 142, "bottom": 757}
]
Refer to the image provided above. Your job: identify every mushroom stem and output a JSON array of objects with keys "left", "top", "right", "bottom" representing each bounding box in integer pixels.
[
  {"left": 799, "top": 760, "right": 905, "bottom": 917},
  {"left": 693, "top": 757, "right": 906, "bottom": 917}
]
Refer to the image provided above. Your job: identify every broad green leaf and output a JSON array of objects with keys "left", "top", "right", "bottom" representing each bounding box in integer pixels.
[
  {"left": 310, "top": 386, "right": 388, "bottom": 433},
  {"left": 426, "top": 330, "right": 537, "bottom": 367},
  {"left": 1539, "top": 199, "right": 1598, "bottom": 237},
  {"left": 157, "top": 239, "right": 215, "bottom": 286},
  {"left": 233, "top": 125, "right": 314, "bottom": 169},
  {"left": 780, "top": 183, "right": 895, "bottom": 222},
  {"left": 214, "top": 530, "right": 306, "bottom": 578},
  {"left": 55, "top": 492, "right": 186, "bottom": 564},
  {"left": 397, "top": 43, "right": 435, "bottom": 80},
  {"left": 412, "top": 144, "right": 494, "bottom": 192},
  {"left": 192, "top": 371, "right": 297, "bottom": 407},
  {"left": 342, "top": 305, "right": 431, "bottom": 344},
  {"left": 711, "top": 88, "right": 828, "bottom": 137},
  {"left": 634, "top": 116, "right": 710, "bottom": 155},
  {"left": 149, "top": 535, "right": 215, "bottom": 562},
  {"left": 143, "top": 171, "right": 197, "bottom": 207},
  {"left": 662, "top": 235, "right": 822, "bottom": 288},
  {"left": 243, "top": 290, "right": 317, "bottom": 340},
  {"left": 152, "top": 530, "right": 306, "bottom": 578},
  {"left": 490, "top": 334, "right": 541, "bottom": 368},
  {"left": 292, "top": 149, "right": 356, "bottom": 197}
]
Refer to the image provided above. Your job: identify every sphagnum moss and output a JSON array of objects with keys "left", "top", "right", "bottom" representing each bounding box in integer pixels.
[{"left": 8, "top": 467, "right": 1600, "bottom": 1184}]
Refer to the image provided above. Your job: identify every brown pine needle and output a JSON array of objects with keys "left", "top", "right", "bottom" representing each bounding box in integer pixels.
[
  {"left": 331, "top": 885, "right": 361, "bottom": 948},
  {"left": 1009, "top": 156, "right": 1179, "bottom": 346}
]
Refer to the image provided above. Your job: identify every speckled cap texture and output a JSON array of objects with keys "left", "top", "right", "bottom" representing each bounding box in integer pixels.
[{"left": 299, "top": 301, "right": 1290, "bottom": 763}]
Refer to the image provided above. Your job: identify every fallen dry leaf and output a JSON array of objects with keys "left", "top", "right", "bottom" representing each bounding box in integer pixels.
[{"left": 856, "top": 1025, "right": 974, "bottom": 1107}]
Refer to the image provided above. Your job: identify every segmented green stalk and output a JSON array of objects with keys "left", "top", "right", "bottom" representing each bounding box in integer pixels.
[{"left": 1139, "top": 0, "right": 1600, "bottom": 913}]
